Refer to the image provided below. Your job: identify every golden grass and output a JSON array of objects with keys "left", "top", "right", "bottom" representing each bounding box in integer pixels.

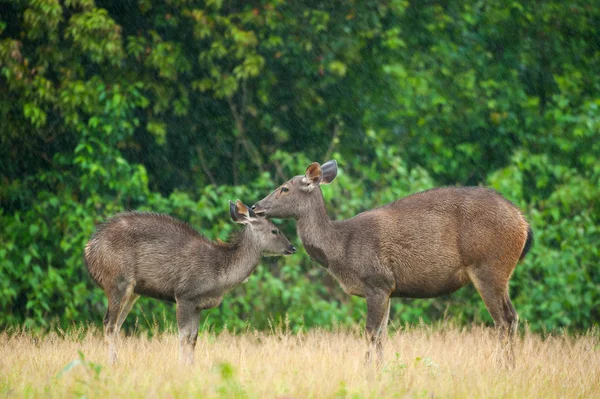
[{"left": 1, "top": 324, "right": 598, "bottom": 398}]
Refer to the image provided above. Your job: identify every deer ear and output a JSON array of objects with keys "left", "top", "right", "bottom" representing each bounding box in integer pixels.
[
  {"left": 304, "top": 162, "right": 322, "bottom": 185},
  {"left": 320, "top": 160, "right": 337, "bottom": 184},
  {"left": 230, "top": 200, "right": 255, "bottom": 224},
  {"left": 229, "top": 200, "right": 240, "bottom": 222}
]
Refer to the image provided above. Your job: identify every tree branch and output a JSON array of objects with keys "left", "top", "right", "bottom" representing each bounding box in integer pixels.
[
  {"left": 273, "top": 159, "right": 287, "bottom": 182},
  {"left": 324, "top": 121, "right": 342, "bottom": 162},
  {"left": 197, "top": 146, "right": 217, "bottom": 186},
  {"left": 227, "top": 87, "right": 263, "bottom": 170},
  {"left": 233, "top": 139, "right": 239, "bottom": 186}
]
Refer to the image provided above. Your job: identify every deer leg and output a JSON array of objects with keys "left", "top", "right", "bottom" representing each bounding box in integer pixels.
[
  {"left": 116, "top": 293, "right": 140, "bottom": 333},
  {"left": 104, "top": 281, "right": 135, "bottom": 364},
  {"left": 503, "top": 293, "right": 519, "bottom": 337},
  {"left": 365, "top": 292, "right": 391, "bottom": 368},
  {"left": 176, "top": 299, "right": 202, "bottom": 365},
  {"left": 502, "top": 293, "right": 519, "bottom": 365},
  {"left": 468, "top": 268, "right": 516, "bottom": 368}
]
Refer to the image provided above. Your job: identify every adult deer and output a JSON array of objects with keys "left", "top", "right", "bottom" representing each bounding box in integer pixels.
[
  {"left": 252, "top": 160, "right": 533, "bottom": 366},
  {"left": 84, "top": 200, "right": 296, "bottom": 364}
]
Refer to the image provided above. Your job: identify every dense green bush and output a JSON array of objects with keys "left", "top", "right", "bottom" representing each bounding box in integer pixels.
[{"left": 1, "top": 0, "right": 598, "bottom": 333}]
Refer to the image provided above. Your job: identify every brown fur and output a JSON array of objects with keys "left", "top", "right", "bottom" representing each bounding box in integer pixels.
[
  {"left": 253, "top": 161, "right": 533, "bottom": 367},
  {"left": 84, "top": 203, "right": 295, "bottom": 364}
]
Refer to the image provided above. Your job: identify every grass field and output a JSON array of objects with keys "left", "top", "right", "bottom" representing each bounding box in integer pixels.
[{"left": 1, "top": 324, "right": 598, "bottom": 398}]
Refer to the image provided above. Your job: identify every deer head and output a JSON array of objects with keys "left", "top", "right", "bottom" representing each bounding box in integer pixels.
[
  {"left": 230, "top": 199, "right": 296, "bottom": 255},
  {"left": 252, "top": 160, "right": 337, "bottom": 219}
]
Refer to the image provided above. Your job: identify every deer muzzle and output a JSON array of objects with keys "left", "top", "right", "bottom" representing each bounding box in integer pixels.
[
  {"left": 284, "top": 245, "right": 296, "bottom": 255},
  {"left": 251, "top": 203, "right": 267, "bottom": 216}
]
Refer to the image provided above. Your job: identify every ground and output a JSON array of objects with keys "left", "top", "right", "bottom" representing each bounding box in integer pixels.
[{"left": 1, "top": 324, "right": 598, "bottom": 398}]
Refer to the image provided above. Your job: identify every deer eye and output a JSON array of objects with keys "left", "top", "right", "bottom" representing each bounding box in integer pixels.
[
  {"left": 271, "top": 229, "right": 278, "bottom": 235},
  {"left": 280, "top": 187, "right": 289, "bottom": 193}
]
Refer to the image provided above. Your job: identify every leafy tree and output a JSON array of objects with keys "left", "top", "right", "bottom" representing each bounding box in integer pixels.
[{"left": 1, "top": 0, "right": 598, "bottom": 333}]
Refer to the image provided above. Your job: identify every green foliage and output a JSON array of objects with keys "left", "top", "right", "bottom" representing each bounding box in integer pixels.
[
  {"left": 215, "top": 362, "right": 248, "bottom": 399},
  {"left": 489, "top": 151, "right": 600, "bottom": 331},
  {"left": 56, "top": 351, "right": 104, "bottom": 381},
  {"left": 1, "top": 0, "right": 599, "bottom": 334}
]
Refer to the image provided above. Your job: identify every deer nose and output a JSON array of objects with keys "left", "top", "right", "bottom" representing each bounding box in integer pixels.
[{"left": 288, "top": 245, "right": 296, "bottom": 254}]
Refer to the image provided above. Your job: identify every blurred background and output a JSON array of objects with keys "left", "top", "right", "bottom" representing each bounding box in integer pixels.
[{"left": 1, "top": 0, "right": 598, "bottom": 334}]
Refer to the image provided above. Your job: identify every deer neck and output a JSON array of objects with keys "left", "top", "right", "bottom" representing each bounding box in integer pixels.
[
  {"left": 296, "top": 194, "right": 340, "bottom": 268},
  {"left": 221, "top": 230, "right": 262, "bottom": 287}
]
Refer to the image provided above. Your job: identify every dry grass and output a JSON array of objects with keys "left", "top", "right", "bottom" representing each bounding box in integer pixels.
[{"left": 1, "top": 324, "right": 598, "bottom": 398}]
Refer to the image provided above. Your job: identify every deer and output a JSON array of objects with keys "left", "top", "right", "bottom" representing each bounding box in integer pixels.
[
  {"left": 84, "top": 200, "right": 296, "bottom": 365},
  {"left": 252, "top": 160, "right": 533, "bottom": 367}
]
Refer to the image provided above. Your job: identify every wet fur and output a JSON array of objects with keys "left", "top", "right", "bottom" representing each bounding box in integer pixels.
[
  {"left": 84, "top": 210, "right": 294, "bottom": 364},
  {"left": 253, "top": 162, "right": 532, "bottom": 367}
]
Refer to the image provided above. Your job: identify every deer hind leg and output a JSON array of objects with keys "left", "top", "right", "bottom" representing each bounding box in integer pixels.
[
  {"left": 468, "top": 267, "right": 518, "bottom": 368},
  {"left": 365, "top": 292, "right": 391, "bottom": 369},
  {"left": 176, "top": 299, "right": 202, "bottom": 365},
  {"left": 103, "top": 281, "right": 135, "bottom": 365},
  {"left": 116, "top": 293, "right": 139, "bottom": 333},
  {"left": 503, "top": 293, "right": 519, "bottom": 337},
  {"left": 502, "top": 293, "right": 519, "bottom": 365}
]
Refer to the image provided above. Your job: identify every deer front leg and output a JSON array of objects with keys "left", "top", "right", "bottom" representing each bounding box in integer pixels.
[
  {"left": 365, "top": 291, "right": 391, "bottom": 368},
  {"left": 176, "top": 299, "right": 202, "bottom": 365}
]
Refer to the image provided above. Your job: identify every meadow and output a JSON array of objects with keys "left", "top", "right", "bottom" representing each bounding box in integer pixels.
[{"left": 1, "top": 324, "right": 598, "bottom": 398}]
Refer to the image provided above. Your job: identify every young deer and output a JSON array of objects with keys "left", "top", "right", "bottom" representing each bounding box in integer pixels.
[
  {"left": 252, "top": 160, "right": 533, "bottom": 366},
  {"left": 84, "top": 200, "right": 296, "bottom": 365}
]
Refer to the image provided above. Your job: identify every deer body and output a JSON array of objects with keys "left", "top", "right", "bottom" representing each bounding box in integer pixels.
[
  {"left": 298, "top": 187, "right": 527, "bottom": 299},
  {"left": 84, "top": 201, "right": 295, "bottom": 364},
  {"left": 253, "top": 161, "right": 533, "bottom": 366}
]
